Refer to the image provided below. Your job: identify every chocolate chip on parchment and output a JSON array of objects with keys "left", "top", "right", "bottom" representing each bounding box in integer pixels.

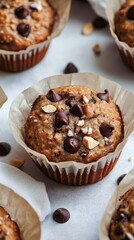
[
  {"left": 70, "top": 103, "right": 84, "bottom": 117},
  {"left": 117, "top": 174, "right": 127, "bottom": 185},
  {"left": 64, "top": 63, "right": 78, "bottom": 74},
  {"left": 53, "top": 208, "right": 70, "bottom": 224},
  {"left": 127, "top": 6, "right": 134, "bottom": 20},
  {"left": 55, "top": 111, "right": 68, "bottom": 128},
  {"left": 0, "top": 142, "right": 11, "bottom": 156},
  {"left": 97, "top": 89, "right": 109, "bottom": 102},
  {"left": 92, "top": 16, "right": 108, "bottom": 29},
  {"left": 15, "top": 6, "right": 29, "bottom": 19},
  {"left": 64, "top": 137, "right": 80, "bottom": 153},
  {"left": 99, "top": 123, "right": 114, "bottom": 138},
  {"left": 17, "top": 23, "right": 31, "bottom": 37},
  {"left": 47, "top": 89, "right": 61, "bottom": 102}
]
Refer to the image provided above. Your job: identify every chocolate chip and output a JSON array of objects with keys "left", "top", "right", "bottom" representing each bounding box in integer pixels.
[
  {"left": 0, "top": 142, "right": 11, "bottom": 156},
  {"left": 70, "top": 103, "right": 84, "bottom": 117},
  {"left": 15, "top": 6, "right": 29, "bottom": 19},
  {"left": 64, "top": 137, "right": 80, "bottom": 153},
  {"left": 47, "top": 89, "right": 61, "bottom": 102},
  {"left": 115, "top": 212, "right": 129, "bottom": 223},
  {"left": 64, "top": 63, "right": 78, "bottom": 74},
  {"left": 97, "top": 89, "right": 109, "bottom": 102},
  {"left": 17, "top": 23, "right": 31, "bottom": 37},
  {"left": 80, "top": 152, "right": 88, "bottom": 158},
  {"left": 53, "top": 208, "right": 70, "bottom": 224},
  {"left": 127, "top": 6, "right": 134, "bottom": 20},
  {"left": 93, "top": 16, "right": 108, "bottom": 29},
  {"left": 99, "top": 123, "right": 114, "bottom": 138},
  {"left": 117, "top": 174, "right": 127, "bottom": 185},
  {"left": 55, "top": 111, "right": 68, "bottom": 128},
  {"left": 114, "top": 225, "right": 124, "bottom": 236},
  {"left": 65, "top": 97, "right": 75, "bottom": 107}
]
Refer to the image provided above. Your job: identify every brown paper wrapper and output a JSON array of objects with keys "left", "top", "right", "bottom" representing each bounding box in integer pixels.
[
  {"left": 9, "top": 73, "right": 134, "bottom": 185},
  {"left": 0, "top": 87, "right": 7, "bottom": 108},
  {"left": 0, "top": 0, "right": 71, "bottom": 72},
  {"left": 100, "top": 167, "right": 134, "bottom": 240},
  {"left": 106, "top": 0, "right": 134, "bottom": 70},
  {"left": 0, "top": 183, "right": 41, "bottom": 240}
]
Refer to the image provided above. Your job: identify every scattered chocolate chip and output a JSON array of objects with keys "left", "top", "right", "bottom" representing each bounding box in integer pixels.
[
  {"left": 47, "top": 89, "right": 61, "bottom": 102},
  {"left": 80, "top": 152, "right": 88, "bottom": 158},
  {"left": 0, "top": 142, "right": 11, "bottom": 156},
  {"left": 64, "top": 63, "right": 78, "bottom": 74},
  {"left": 97, "top": 89, "right": 109, "bottom": 102},
  {"left": 64, "top": 137, "right": 80, "bottom": 153},
  {"left": 70, "top": 103, "right": 84, "bottom": 117},
  {"left": 117, "top": 174, "right": 127, "bottom": 185},
  {"left": 126, "top": 6, "right": 134, "bottom": 20},
  {"left": 65, "top": 97, "right": 75, "bottom": 107},
  {"left": 92, "top": 16, "right": 108, "bottom": 29},
  {"left": 114, "top": 225, "right": 124, "bottom": 236},
  {"left": 53, "top": 208, "right": 70, "bottom": 224},
  {"left": 15, "top": 6, "right": 29, "bottom": 19},
  {"left": 115, "top": 212, "right": 129, "bottom": 223},
  {"left": 55, "top": 111, "right": 68, "bottom": 128},
  {"left": 17, "top": 23, "right": 31, "bottom": 37},
  {"left": 99, "top": 123, "right": 114, "bottom": 138}
]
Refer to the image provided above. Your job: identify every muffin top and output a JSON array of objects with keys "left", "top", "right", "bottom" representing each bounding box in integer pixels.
[
  {"left": 0, "top": 0, "right": 56, "bottom": 51},
  {"left": 114, "top": 0, "right": 134, "bottom": 47},
  {"left": 24, "top": 85, "right": 124, "bottom": 164},
  {"left": 109, "top": 188, "right": 134, "bottom": 240},
  {"left": 0, "top": 206, "right": 21, "bottom": 240}
]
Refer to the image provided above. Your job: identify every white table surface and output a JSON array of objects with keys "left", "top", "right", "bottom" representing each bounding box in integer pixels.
[{"left": 0, "top": 1, "right": 134, "bottom": 239}]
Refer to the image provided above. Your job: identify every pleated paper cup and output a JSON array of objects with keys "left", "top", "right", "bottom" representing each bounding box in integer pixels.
[
  {"left": 0, "top": 0, "right": 71, "bottom": 73},
  {"left": 0, "top": 87, "right": 7, "bottom": 108},
  {"left": 0, "top": 183, "right": 41, "bottom": 240},
  {"left": 100, "top": 168, "right": 134, "bottom": 240},
  {"left": 9, "top": 73, "right": 134, "bottom": 186},
  {"left": 106, "top": 0, "right": 134, "bottom": 70}
]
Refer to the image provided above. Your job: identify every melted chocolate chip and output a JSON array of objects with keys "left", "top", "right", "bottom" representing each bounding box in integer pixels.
[
  {"left": 55, "top": 111, "right": 68, "bottom": 128},
  {"left": 70, "top": 103, "right": 84, "bottom": 117},
  {"left": 64, "top": 137, "right": 80, "bottom": 153},
  {"left": 97, "top": 89, "right": 109, "bottom": 102},
  {"left": 99, "top": 123, "right": 114, "bottom": 138},
  {"left": 64, "top": 63, "right": 78, "bottom": 74},
  {"left": 65, "top": 97, "right": 75, "bottom": 107},
  {"left": 53, "top": 208, "right": 70, "bottom": 224},
  {"left": 127, "top": 6, "right": 134, "bottom": 20},
  {"left": 47, "top": 89, "right": 61, "bottom": 102},
  {"left": 93, "top": 16, "right": 108, "bottom": 29},
  {"left": 0, "top": 142, "right": 11, "bottom": 156},
  {"left": 17, "top": 23, "right": 31, "bottom": 37},
  {"left": 117, "top": 174, "right": 127, "bottom": 185},
  {"left": 15, "top": 6, "right": 29, "bottom": 19},
  {"left": 114, "top": 225, "right": 124, "bottom": 236},
  {"left": 115, "top": 212, "right": 129, "bottom": 223}
]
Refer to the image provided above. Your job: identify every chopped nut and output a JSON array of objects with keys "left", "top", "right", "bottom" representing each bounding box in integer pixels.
[
  {"left": 92, "top": 44, "right": 101, "bottom": 55},
  {"left": 9, "top": 159, "right": 25, "bottom": 168},
  {"left": 29, "top": 2, "right": 42, "bottom": 11},
  {"left": 77, "top": 119, "right": 85, "bottom": 127},
  {"left": 104, "top": 136, "right": 109, "bottom": 145},
  {"left": 83, "top": 136, "right": 99, "bottom": 150},
  {"left": 88, "top": 127, "right": 93, "bottom": 135},
  {"left": 82, "top": 95, "right": 89, "bottom": 104},
  {"left": 82, "top": 22, "right": 94, "bottom": 35},
  {"left": 67, "top": 130, "right": 74, "bottom": 137},
  {"left": 42, "top": 105, "right": 56, "bottom": 113},
  {"left": 81, "top": 127, "right": 92, "bottom": 135}
]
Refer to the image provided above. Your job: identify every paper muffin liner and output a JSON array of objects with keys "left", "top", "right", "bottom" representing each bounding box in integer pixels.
[
  {"left": 100, "top": 167, "right": 134, "bottom": 240},
  {"left": 0, "top": 183, "right": 41, "bottom": 240},
  {"left": 9, "top": 73, "right": 134, "bottom": 185},
  {"left": 106, "top": 0, "right": 134, "bottom": 70},
  {"left": 0, "top": 0, "right": 71, "bottom": 72},
  {"left": 0, "top": 87, "right": 7, "bottom": 108}
]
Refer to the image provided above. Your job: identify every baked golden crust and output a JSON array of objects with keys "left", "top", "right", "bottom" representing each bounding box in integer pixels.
[
  {"left": 114, "top": 0, "right": 134, "bottom": 47},
  {"left": 109, "top": 189, "right": 134, "bottom": 240},
  {"left": 24, "top": 86, "right": 124, "bottom": 164},
  {"left": 0, "top": 206, "right": 21, "bottom": 240},
  {"left": 0, "top": 0, "right": 56, "bottom": 51}
]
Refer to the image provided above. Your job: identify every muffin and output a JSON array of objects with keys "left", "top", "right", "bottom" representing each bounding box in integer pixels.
[
  {"left": 0, "top": 87, "right": 7, "bottom": 108},
  {"left": 106, "top": 0, "right": 134, "bottom": 70},
  {"left": 109, "top": 188, "right": 134, "bottom": 240},
  {"left": 0, "top": 206, "right": 21, "bottom": 240},
  {"left": 0, "top": 0, "right": 71, "bottom": 72},
  {"left": 24, "top": 86, "right": 124, "bottom": 164}
]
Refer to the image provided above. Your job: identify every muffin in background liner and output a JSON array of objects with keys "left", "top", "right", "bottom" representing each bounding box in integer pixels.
[
  {"left": 100, "top": 167, "right": 134, "bottom": 240},
  {"left": 9, "top": 73, "right": 134, "bottom": 186},
  {"left": 0, "top": 183, "right": 41, "bottom": 240},
  {"left": 0, "top": 0, "right": 71, "bottom": 73},
  {"left": 0, "top": 87, "right": 7, "bottom": 108},
  {"left": 106, "top": 0, "right": 134, "bottom": 71}
]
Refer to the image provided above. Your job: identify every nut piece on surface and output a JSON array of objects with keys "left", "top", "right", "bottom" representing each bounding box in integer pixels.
[
  {"left": 82, "top": 22, "right": 94, "bottom": 35},
  {"left": 77, "top": 120, "right": 85, "bottom": 127},
  {"left": 81, "top": 127, "right": 92, "bottom": 135},
  {"left": 82, "top": 95, "right": 89, "bottom": 104},
  {"left": 42, "top": 105, "right": 57, "bottom": 113},
  {"left": 9, "top": 159, "right": 25, "bottom": 168},
  {"left": 92, "top": 44, "right": 101, "bottom": 55},
  {"left": 83, "top": 136, "right": 99, "bottom": 150},
  {"left": 67, "top": 130, "right": 74, "bottom": 137}
]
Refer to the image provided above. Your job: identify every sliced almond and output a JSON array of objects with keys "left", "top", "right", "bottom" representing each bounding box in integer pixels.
[
  {"left": 82, "top": 95, "right": 89, "bottom": 104},
  {"left": 42, "top": 105, "right": 56, "bottom": 113},
  {"left": 67, "top": 130, "right": 74, "bottom": 137},
  {"left": 82, "top": 22, "right": 94, "bottom": 35},
  {"left": 29, "top": 2, "right": 42, "bottom": 11},
  {"left": 77, "top": 119, "right": 85, "bottom": 127},
  {"left": 9, "top": 159, "right": 25, "bottom": 168},
  {"left": 83, "top": 136, "right": 99, "bottom": 150}
]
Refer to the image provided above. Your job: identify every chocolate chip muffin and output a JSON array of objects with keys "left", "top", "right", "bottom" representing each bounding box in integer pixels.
[
  {"left": 0, "top": 206, "right": 21, "bottom": 240},
  {"left": 24, "top": 86, "right": 124, "bottom": 164},
  {"left": 114, "top": 0, "right": 134, "bottom": 47},
  {"left": 0, "top": 0, "right": 56, "bottom": 51},
  {"left": 109, "top": 188, "right": 134, "bottom": 240}
]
